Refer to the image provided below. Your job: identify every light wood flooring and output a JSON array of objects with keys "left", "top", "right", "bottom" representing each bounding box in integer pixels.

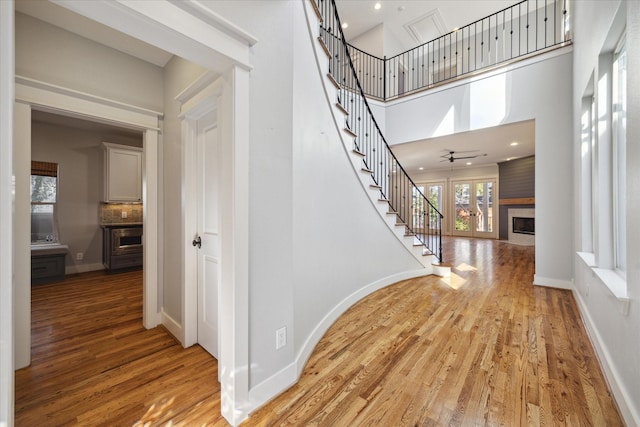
[{"left": 15, "top": 238, "right": 623, "bottom": 426}]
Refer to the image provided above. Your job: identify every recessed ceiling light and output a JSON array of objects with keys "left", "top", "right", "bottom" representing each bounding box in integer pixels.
[
  {"left": 510, "top": 142, "right": 519, "bottom": 146},
  {"left": 342, "top": 22, "right": 348, "bottom": 29},
  {"left": 466, "top": 162, "right": 472, "bottom": 165},
  {"left": 418, "top": 167, "right": 424, "bottom": 171},
  {"left": 374, "top": 2, "right": 381, "bottom": 10}
]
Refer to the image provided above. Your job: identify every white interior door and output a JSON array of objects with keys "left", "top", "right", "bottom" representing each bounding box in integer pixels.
[
  {"left": 452, "top": 179, "right": 496, "bottom": 238},
  {"left": 196, "top": 110, "right": 220, "bottom": 359}
]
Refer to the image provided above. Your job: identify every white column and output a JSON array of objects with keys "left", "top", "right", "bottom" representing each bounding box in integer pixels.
[
  {"left": 143, "top": 129, "right": 160, "bottom": 329},
  {"left": 219, "top": 65, "right": 251, "bottom": 426},
  {"left": 13, "top": 102, "right": 31, "bottom": 370},
  {"left": 0, "top": 1, "right": 15, "bottom": 423}
]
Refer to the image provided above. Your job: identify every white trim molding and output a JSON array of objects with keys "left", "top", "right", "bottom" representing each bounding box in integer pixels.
[
  {"left": 15, "top": 76, "right": 162, "bottom": 130},
  {"left": 14, "top": 77, "right": 162, "bottom": 367},
  {"left": 0, "top": 1, "right": 15, "bottom": 424},
  {"left": 178, "top": 73, "right": 223, "bottom": 348},
  {"left": 573, "top": 290, "right": 640, "bottom": 426},
  {"left": 52, "top": 0, "right": 256, "bottom": 74},
  {"left": 533, "top": 275, "right": 573, "bottom": 290}
]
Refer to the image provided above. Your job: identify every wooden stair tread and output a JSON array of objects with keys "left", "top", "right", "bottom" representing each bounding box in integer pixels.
[
  {"left": 317, "top": 37, "right": 331, "bottom": 59},
  {"left": 335, "top": 102, "right": 349, "bottom": 115},
  {"left": 310, "top": 0, "right": 323, "bottom": 22},
  {"left": 343, "top": 127, "right": 357, "bottom": 138},
  {"left": 327, "top": 73, "right": 340, "bottom": 89}
]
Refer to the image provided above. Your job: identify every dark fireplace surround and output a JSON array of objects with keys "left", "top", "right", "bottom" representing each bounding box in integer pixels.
[{"left": 513, "top": 216, "right": 535, "bottom": 235}]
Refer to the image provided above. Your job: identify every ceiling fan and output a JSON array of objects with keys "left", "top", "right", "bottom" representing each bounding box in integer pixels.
[{"left": 440, "top": 150, "right": 487, "bottom": 163}]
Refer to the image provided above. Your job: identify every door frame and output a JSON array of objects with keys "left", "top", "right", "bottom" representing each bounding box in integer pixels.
[
  {"left": 451, "top": 178, "right": 498, "bottom": 238},
  {"left": 13, "top": 77, "right": 162, "bottom": 367},
  {"left": 178, "top": 72, "right": 221, "bottom": 349}
]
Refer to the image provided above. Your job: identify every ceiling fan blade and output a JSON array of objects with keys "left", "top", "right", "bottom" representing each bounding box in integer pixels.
[{"left": 441, "top": 149, "right": 479, "bottom": 154}]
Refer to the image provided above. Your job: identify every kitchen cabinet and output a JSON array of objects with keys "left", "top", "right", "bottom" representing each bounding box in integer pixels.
[
  {"left": 103, "top": 142, "right": 142, "bottom": 202},
  {"left": 31, "top": 245, "right": 68, "bottom": 284}
]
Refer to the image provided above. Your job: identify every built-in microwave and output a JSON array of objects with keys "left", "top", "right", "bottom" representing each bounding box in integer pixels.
[{"left": 110, "top": 227, "right": 143, "bottom": 256}]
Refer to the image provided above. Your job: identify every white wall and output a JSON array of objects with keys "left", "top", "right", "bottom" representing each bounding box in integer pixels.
[
  {"left": 201, "top": 1, "right": 425, "bottom": 402},
  {"left": 382, "top": 50, "right": 574, "bottom": 286},
  {"left": 350, "top": 23, "right": 384, "bottom": 58},
  {"left": 161, "top": 57, "right": 207, "bottom": 325},
  {"left": 292, "top": 0, "right": 424, "bottom": 367},
  {"left": 349, "top": 22, "right": 407, "bottom": 59},
  {"left": 572, "top": 1, "right": 640, "bottom": 424},
  {"left": 15, "top": 13, "right": 164, "bottom": 112},
  {"left": 31, "top": 119, "right": 142, "bottom": 274}
]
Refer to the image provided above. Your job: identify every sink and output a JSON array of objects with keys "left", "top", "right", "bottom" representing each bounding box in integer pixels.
[{"left": 31, "top": 243, "right": 69, "bottom": 255}]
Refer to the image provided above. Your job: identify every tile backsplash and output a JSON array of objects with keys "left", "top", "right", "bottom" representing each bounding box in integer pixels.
[{"left": 100, "top": 203, "right": 143, "bottom": 224}]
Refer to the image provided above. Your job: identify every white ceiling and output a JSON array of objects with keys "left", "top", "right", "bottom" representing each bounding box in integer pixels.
[
  {"left": 336, "top": 0, "right": 519, "bottom": 56},
  {"left": 390, "top": 120, "right": 535, "bottom": 174},
  {"left": 32, "top": 109, "right": 142, "bottom": 139},
  {"left": 16, "top": 0, "right": 534, "bottom": 174}
]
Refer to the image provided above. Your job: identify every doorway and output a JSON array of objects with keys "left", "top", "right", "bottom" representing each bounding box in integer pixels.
[{"left": 452, "top": 179, "right": 497, "bottom": 238}]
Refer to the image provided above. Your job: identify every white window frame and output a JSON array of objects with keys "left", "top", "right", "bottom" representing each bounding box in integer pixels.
[{"left": 612, "top": 33, "right": 626, "bottom": 277}]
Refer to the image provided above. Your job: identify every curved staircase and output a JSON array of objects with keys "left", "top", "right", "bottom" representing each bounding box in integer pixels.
[{"left": 306, "top": 0, "right": 447, "bottom": 274}]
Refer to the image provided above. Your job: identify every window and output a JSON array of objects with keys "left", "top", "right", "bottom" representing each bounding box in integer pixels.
[
  {"left": 31, "top": 161, "right": 59, "bottom": 243},
  {"left": 612, "top": 35, "right": 626, "bottom": 275}
]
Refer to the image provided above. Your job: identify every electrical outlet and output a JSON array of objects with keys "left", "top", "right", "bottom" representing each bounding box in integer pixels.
[
  {"left": 76, "top": 252, "right": 84, "bottom": 261},
  {"left": 276, "top": 326, "right": 287, "bottom": 350},
  {"left": 121, "top": 211, "right": 128, "bottom": 219}
]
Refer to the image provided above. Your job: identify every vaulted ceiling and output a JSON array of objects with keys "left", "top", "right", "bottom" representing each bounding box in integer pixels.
[{"left": 336, "top": 0, "right": 519, "bottom": 56}]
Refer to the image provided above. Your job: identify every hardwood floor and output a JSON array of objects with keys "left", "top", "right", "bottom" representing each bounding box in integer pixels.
[
  {"left": 15, "top": 270, "right": 226, "bottom": 426},
  {"left": 244, "top": 238, "right": 623, "bottom": 426},
  {"left": 15, "top": 238, "right": 623, "bottom": 426}
]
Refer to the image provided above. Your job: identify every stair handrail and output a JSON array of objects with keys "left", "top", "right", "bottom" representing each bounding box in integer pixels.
[{"left": 315, "top": 0, "right": 444, "bottom": 262}]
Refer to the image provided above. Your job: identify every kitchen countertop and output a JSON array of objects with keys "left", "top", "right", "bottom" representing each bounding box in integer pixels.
[{"left": 100, "top": 222, "right": 143, "bottom": 228}]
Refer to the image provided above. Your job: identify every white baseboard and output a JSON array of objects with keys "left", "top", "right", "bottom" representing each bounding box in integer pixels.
[
  {"left": 161, "top": 310, "right": 183, "bottom": 345},
  {"left": 533, "top": 274, "right": 573, "bottom": 290},
  {"left": 572, "top": 290, "right": 640, "bottom": 427},
  {"left": 65, "top": 262, "right": 104, "bottom": 275},
  {"left": 246, "top": 268, "right": 432, "bottom": 418},
  {"left": 248, "top": 361, "right": 298, "bottom": 413}
]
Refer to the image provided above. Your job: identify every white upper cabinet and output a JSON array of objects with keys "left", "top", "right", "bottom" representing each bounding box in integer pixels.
[{"left": 103, "top": 142, "right": 142, "bottom": 202}]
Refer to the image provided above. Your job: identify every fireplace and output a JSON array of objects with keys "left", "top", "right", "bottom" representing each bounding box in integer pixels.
[
  {"left": 508, "top": 208, "right": 535, "bottom": 245},
  {"left": 513, "top": 217, "right": 535, "bottom": 235}
]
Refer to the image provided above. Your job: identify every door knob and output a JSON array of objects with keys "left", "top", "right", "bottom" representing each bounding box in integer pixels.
[{"left": 192, "top": 236, "right": 202, "bottom": 248}]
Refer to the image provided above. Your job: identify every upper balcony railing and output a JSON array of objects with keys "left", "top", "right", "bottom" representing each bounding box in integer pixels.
[{"left": 347, "top": 0, "right": 571, "bottom": 101}]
